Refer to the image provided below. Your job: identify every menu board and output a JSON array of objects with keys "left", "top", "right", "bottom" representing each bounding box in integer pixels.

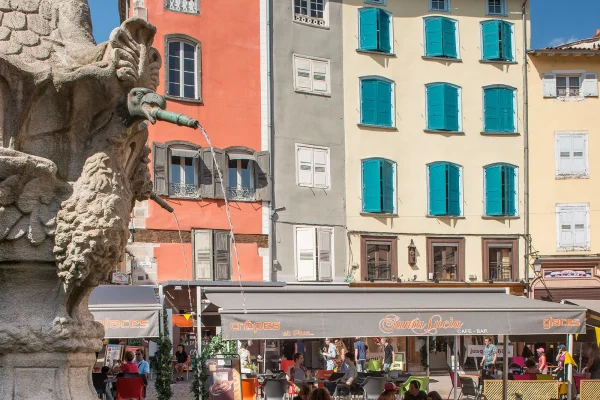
[
  {"left": 105, "top": 344, "right": 122, "bottom": 366},
  {"left": 205, "top": 358, "right": 242, "bottom": 400}
]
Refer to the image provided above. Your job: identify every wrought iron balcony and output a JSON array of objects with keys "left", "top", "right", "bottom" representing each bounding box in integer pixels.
[
  {"left": 227, "top": 187, "right": 256, "bottom": 202},
  {"left": 169, "top": 182, "right": 200, "bottom": 199},
  {"left": 488, "top": 262, "right": 513, "bottom": 282},
  {"left": 366, "top": 263, "right": 393, "bottom": 281},
  {"left": 165, "top": 0, "right": 199, "bottom": 14}
]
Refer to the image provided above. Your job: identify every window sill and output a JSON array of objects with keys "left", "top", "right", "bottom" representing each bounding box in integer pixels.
[
  {"left": 481, "top": 215, "right": 520, "bottom": 220},
  {"left": 294, "top": 89, "right": 331, "bottom": 97},
  {"left": 556, "top": 174, "right": 590, "bottom": 180},
  {"left": 552, "top": 96, "right": 593, "bottom": 102},
  {"left": 481, "top": 131, "right": 520, "bottom": 136},
  {"left": 168, "top": 195, "right": 201, "bottom": 201},
  {"left": 356, "top": 49, "right": 396, "bottom": 57},
  {"left": 557, "top": 247, "right": 591, "bottom": 252},
  {"left": 357, "top": 123, "right": 397, "bottom": 131},
  {"left": 164, "top": 94, "right": 203, "bottom": 104},
  {"left": 479, "top": 60, "right": 518, "bottom": 65},
  {"left": 422, "top": 56, "right": 462, "bottom": 63},
  {"left": 424, "top": 129, "right": 465, "bottom": 135},
  {"left": 293, "top": 19, "right": 330, "bottom": 30},
  {"left": 360, "top": 212, "right": 398, "bottom": 217},
  {"left": 426, "top": 215, "right": 465, "bottom": 219}
]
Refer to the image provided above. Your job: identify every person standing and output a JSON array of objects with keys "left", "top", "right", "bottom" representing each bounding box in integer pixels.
[
  {"left": 322, "top": 338, "right": 337, "bottom": 371},
  {"left": 295, "top": 339, "right": 306, "bottom": 357},
  {"left": 382, "top": 338, "right": 394, "bottom": 372},
  {"left": 585, "top": 344, "right": 600, "bottom": 379},
  {"left": 554, "top": 344, "right": 566, "bottom": 381},
  {"left": 537, "top": 348, "right": 548, "bottom": 374},
  {"left": 239, "top": 342, "right": 252, "bottom": 373},
  {"left": 354, "top": 337, "right": 367, "bottom": 373},
  {"left": 174, "top": 344, "right": 188, "bottom": 382},
  {"left": 480, "top": 337, "right": 498, "bottom": 371},
  {"left": 135, "top": 349, "right": 149, "bottom": 399}
]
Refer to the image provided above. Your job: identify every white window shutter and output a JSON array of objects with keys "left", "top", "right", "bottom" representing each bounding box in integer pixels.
[
  {"left": 557, "top": 135, "right": 572, "bottom": 175},
  {"left": 317, "top": 228, "right": 333, "bottom": 281},
  {"left": 313, "top": 148, "right": 328, "bottom": 188},
  {"left": 559, "top": 207, "right": 574, "bottom": 248},
  {"left": 312, "top": 60, "right": 329, "bottom": 93},
  {"left": 193, "top": 229, "right": 213, "bottom": 280},
  {"left": 542, "top": 74, "right": 557, "bottom": 98},
  {"left": 582, "top": 73, "right": 599, "bottom": 97},
  {"left": 297, "top": 147, "right": 314, "bottom": 186},
  {"left": 295, "top": 57, "right": 312, "bottom": 91},
  {"left": 573, "top": 206, "right": 588, "bottom": 248},
  {"left": 571, "top": 135, "right": 587, "bottom": 175},
  {"left": 296, "top": 227, "right": 316, "bottom": 281}
]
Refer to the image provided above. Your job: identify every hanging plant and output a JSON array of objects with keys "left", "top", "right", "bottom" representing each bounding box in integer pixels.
[{"left": 419, "top": 336, "right": 437, "bottom": 369}]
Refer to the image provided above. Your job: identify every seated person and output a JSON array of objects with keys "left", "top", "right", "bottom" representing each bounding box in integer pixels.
[
  {"left": 288, "top": 352, "right": 309, "bottom": 392},
  {"left": 120, "top": 351, "right": 139, "bottom": 374},
  {"left": 100, "top": 366, "right": 115, "bottom": 400},
  {"left": 378, "top": 390, "right": 397, "bottom": 400},
  {"left": 524, "top": 359, "right": 540, "bottom": 374},
  {"left": 426, "top": 391, "right": 442, "bottom": 400},
  {"left": 174, "top": 344, "right": 188, "bottom": 382},
  {"left": 334, "top": 353, "right": 358, "bottom": 396},
  {"left": 404, "top": 381, "right": 427, "bottom": 400},
  {"left": 292, "top": 384, "right": 313, "bottom": 400}
]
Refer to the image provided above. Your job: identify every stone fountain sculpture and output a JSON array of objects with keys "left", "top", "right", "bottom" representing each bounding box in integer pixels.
[{"left": 0, "top": 1, "right": 195, "bottom": 398}]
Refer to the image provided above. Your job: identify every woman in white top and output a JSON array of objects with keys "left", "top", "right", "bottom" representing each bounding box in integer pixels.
[{"left": 239, "top": 342, "right": 252, "bottom": 373}]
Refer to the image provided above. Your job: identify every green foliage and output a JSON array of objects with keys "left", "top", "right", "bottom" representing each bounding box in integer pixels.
[
  {"left": 127, "top": 338, "right": 143, "bottom": 346},
  {"left": 190, "top": 333, "right": 237, "bottom": 399},
  {"left": 419, "top": 337, "right": 437, "bottom": 369},
  {"left": 154, "top": 307, "right": 174, "bottom": 400}
]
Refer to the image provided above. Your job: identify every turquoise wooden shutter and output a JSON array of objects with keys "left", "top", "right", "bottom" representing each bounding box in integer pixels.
[
  {"left": 427, "top": 84, "right": 445, "bottom": 130},
  {"left": 484, "top": 88, "right": 499, "bottom": 132},
  {"left": 504, "top": 165, "right": 516, "bottom": 216},
  {"left": 444, "top": 85, "right": 459, "bottom": 131},
  {"left": 425, "top": 18, "right": 443, "bottom": 57},
  {"left": 447, "top": 163, "right": 460, "bottom": 216},
  {"left": 485, "top": 165, "right": 503, "bottom": 216},
  {"left": 378, "top": 10, "right": 391, "bottom": 53},
  {"left": 376, "top": 80, "right": 392, "bottom": 126},
  {"left": 500, "top": 21, "right": 513, "bottom": 61},
  {"left": 361, "top": 79, "right": 378, "bottom": 125},
  {"left": 362, "top": 159, "right": 382, "bottom": 212},
  {"left": 381, "top": 160, "right": 394, "bottom": 213},
  {"left": 359, "top": 8, "right": 378, "bottom": 51},
  {"left": 482, "top": 20, "right": 500, "bottom": 60},
  {"left": 429, "top": 163, "right": 447, "bottom": 216},
  {"left": 498, "top": 88, "right": 515, "bottom": 132},
  {"left": 441, "top": 18, "right": 457, "bottom": 58}
]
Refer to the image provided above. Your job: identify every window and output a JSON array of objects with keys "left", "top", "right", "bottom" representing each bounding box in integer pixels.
[
  {"left": 483, "top": 164, "right": 517, "bottom": 217},
  {"left": 543, "top": 72, "right": 598, "bottom": 98},
  {"left": 430, "top": 0, "right": 449, "bottom": 12},
  {"left": 193, "top": 229, "right": 232, "bottom": 281},
  {"left": 424, "top": 17, "right": 458, "bottom": 58},
  {"left": 555, "top": 132, "right": 588, "bottom": 178},
  {"left": 225, "top": 148, "right": 271, "bottom": 202},
  {"left": 483, "top": 86, "right": 516, "bottom": 133},
  {"left": 482, "top": 238, "right": 518, "bottom": 282},
  {"left": 358, "top": 8, "right": 393, "bottom": 53},
  {"left": 486, "top": 0, "right": 506, "bottom": 15},
  {"left": 481, "top": 20, "right": 514, "bottom": 61},
  {"left": 296, "top": 144, "right": 330, "bottom": 188},
  {"left": 294, "top": 0, "right": 328, "bottom": 27},
  {"left": 359, "top": 77, "right": 394, "bottom": 127},
  {"left": 427, "top": 162, "right": 461, "bottom": 217},
  {"left": 426, "top": 83, "right": 460, "bottom": 131},
  {"left": 556, "top": 203, "right": 590, "bottom": 251},
  {"left": 295, "top": 226, "right": 333, "bottom": 281},
  {"left": 166, "top": 38, "right": 199, "bottom": 100},
  {"left": 362, "top": 158, "right": 396, "bottom": 214},
  {"left": 293, "top": 55, "right": 331, "bottom": 96},
  {"left": 227, "top": 159, "right": 254, "bottom": 201},
  {"left": 427, "top": 237, "right": 465, "bottom": 282},
  {"left": 165, "top": 0, "right": 199, "bottom": 14},
  {"left": 170, "top": 148, "right": 199, "bottom": 198},
  {"left": 361, "top": 236, "right": 397, "bottom": 282}
]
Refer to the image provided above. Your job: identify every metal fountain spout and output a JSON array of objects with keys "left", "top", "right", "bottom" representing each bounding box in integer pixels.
[
  {"left": 127, "top": 88, "right": 199, "bottom": 129},
  {"left": 151, "top": 108, "right": 199, "bottom": 129}
]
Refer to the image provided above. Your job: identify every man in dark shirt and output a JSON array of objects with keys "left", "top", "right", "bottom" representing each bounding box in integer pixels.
[
  {"left": 382, "top": 338, "right": 394, "bottom": 372},
  {"left": 174, "top": 344, "right": 188, "bottom": 382},
  {"left": 403, "top": 381, "right": 427, "bottom": 400}
]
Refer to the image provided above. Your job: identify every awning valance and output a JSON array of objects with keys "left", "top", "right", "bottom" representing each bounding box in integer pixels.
[
  {"left": 204, "top": 286, "right": 587, "bottom": 340},
  {"left": 228, "top": 152, "right": 255, "bottom": 161},
  {"left": 89, "top": 285, "right": 162, "bottom": 338},
  {"left": 565, "top": 299, "right": 600, "bottom": 327}
]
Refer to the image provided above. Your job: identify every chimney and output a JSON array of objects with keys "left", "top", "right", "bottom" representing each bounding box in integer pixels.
[{"left": 595, "top": 29, "right": 600, "bottom": 37}]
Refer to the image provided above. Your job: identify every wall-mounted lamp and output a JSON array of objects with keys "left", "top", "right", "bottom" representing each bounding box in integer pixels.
[
  {"left": 408, "top": 240, "right": 416, "bottom": 266},
  {"left": 533, "top": 258, "right": 542, "bottom": 273}
]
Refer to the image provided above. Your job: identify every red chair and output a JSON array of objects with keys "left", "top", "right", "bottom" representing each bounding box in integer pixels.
[
  {"left": 116, "top": 376, "right": 144, "bottom": 400},
  {"left": 281, "top": 360, "right": 294, "bottom": 374},
  {"left": 512, "top": 357, "right": 525, "bottom": 368},
  {"left": 573, "top": 375, "right": 584, "bottom": 393},
  {"left": 448, "top": 371, "right": 462, "bottom": 399},
  {"left": 315, "top": 370, "right": 333, "bottom": 389}
]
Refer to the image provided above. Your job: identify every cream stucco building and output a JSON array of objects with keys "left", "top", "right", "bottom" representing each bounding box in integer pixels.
[
  {"left": 527, "top": 32, "right": 600, "bottom": 302},
  {"left": 342, "top": 0, "right": 530, "bottom": 287}
]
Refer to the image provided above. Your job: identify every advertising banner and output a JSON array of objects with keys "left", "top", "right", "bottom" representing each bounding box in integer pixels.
[
  {"left": 92, "top": 309, "right": 159, "bottom": 338},
  {"left": 467, "top": 345, "right": 514, "bottom": 359},
  {"left": 205, "top": 358, "right": 242, "bottom": 400},
  {"left": 105, "top": 344, "right": 122, "bottom": 366}
]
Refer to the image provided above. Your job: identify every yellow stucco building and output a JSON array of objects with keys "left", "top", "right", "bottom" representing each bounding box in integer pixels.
[
  {"left": 528, "top": 32, "right": 600, "bottom": 301},
  {"left": 342, "top": 0, "right": 530, "bottom": 289}
]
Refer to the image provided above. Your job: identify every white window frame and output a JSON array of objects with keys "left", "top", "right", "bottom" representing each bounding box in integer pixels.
[
  {"left": 422, "top": 17, "right": 460, "bottom": 59},
  {"left": 293, "top": 225, "right": 335, "bottom": 282},
  {"left": 292, "top": 0, "right": 329, "bottom": 28},
  {"left": 293, "top": 54, "right": 331, "bottom": 96},
  {"left": 295, "top": 143, "right": 331, "bottom": 189},
  {"left": 228, "top": 159, "right": 255, "bottom": 190},
  {"left": 544, "top": 70, "right": 598, "bottom": 100},
  {"left": 166, "top": 39, "right": 199, "bottom": 100},
  {"left": 424, "top": 82, "right": 463, "bottom": 132},
  {"left": 169, "top": 147, "right": 198, "bottom": 186},
  {"left": 486, "top": 0, "right": 506, "bottom": 16},
  {"left": 482, "top": 163, "right": 519, "bottom": 217},
  {"left": 555, "top": 131, "right": 589, "bottom": 179},
  {"left": 556, "top": 74, "right": 582, "bottom": 98},
  {"left": 425, "top": 162, "right": 464, "bottom": 217},
  {"left": 359, "top": 158, "right": 398, "bottom": 214},
  {"left": 481, "top": 84, "right": 518, "bottom": 133},
  {"left": 358, "top": 75, "right": 396, "bottom": 128},
  {"left": 365, "top": 0, "right": 386, "bottom": 5},
  {"left": 556, "top": 203, "right": 590, "bottom": 251},
  {"left": 429, "top": 0, "right": 450, "bottom": 12}
]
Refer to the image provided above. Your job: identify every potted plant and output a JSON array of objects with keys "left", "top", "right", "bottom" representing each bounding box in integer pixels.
[
  {"left": 514, "top": 392, "right": 523, "bottom": 400},
  {"left": 247, "top": 363, "right": 259, "bottom": 376}
]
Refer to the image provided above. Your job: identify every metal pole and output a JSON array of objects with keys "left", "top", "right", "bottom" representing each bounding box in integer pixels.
[
  {"left": 503, "top": 336, "right": 509, "bottom": 400},
  {"left": 196, "top": 286, "right": 202, "bottom": 356},
  {"left": 454, "top": 337, "right": 458, "bottom": 400},
  {"left": 568, "top": 334, "right": 573, "bottom": 400},
  {"left": 426, "top": 336, "right": 430, "bottom": 392},
  {"left": 579, "top": 342, "right": 583, "bottom": 374},
  {"left": 522, "top": 0, "right": 530, "bottom": 283}
]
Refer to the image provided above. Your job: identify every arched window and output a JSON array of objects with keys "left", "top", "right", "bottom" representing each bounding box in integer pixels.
[
  {"left": 359, "top": 76, "right": 395, "bottom": 127},
  {"left": 483, "top": 163, "right": 518, "bottom": 217},
  {"left": 165, "top": 35, "right": 201, "bottom": 101},
  {"left": 425, "top": 82, "right": 461, "bottom": 132},
  {"left": 427, "top": 162, "right": 462, "bottom": 216},
  {"left": 361, "top": 158, "right": 396, "bottom": 214},
  {"left": 482, "top": 85, "right": 517, "bottom": 133}
]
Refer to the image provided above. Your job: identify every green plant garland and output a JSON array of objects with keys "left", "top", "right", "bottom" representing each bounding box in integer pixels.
[
  {"left": 190, "top": 333, "right": 237, "bottom": 399},
  {"left": 419, "top": 336, "right": 437, "bottom": 369},
  {"left": 154, "top": 306, "right": 174, "bottom": 400}
]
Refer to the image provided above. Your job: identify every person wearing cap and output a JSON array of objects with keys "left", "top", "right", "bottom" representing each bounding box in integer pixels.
[
  {"left": 554, "top": 344, "right": 567, "bottom": 381},
  {"left": 537, "top": 348, "right": 548, "bottom": 374},
  {"left": 378, "top": 384, "right": 398, "bottom": 400}
]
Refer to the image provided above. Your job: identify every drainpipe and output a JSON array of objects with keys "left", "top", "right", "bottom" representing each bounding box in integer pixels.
[
  {"left": 267, "top": 0, "right": 276, "bottom": 282},
  {"left": 522, "top": 0, "right": 530, "bottom": 284}
]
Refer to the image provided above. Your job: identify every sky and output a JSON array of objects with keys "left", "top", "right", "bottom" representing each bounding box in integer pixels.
[{"left": 88, "top": 0, "right": 600, "bottom": 49}]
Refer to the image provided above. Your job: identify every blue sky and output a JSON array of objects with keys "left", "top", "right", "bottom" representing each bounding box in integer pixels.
[{"left": 89, "top": 0, "right": 600, "bottom": 49}]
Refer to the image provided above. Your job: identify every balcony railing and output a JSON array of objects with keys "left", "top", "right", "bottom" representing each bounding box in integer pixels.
[
  {"left": 169, "top": 182, "right": 200, "bottom": 199},
  {"left": 165, "top": 0, "right": 199, "bottom": 14},
  {"left": 294, "top": 13, "right": 326, "bottom": 27},
  {"left": 227, "top": 187, "right": 256, "bottom": 202},
  {"left": 557, "top": 88, "right": 582, "bottom": 97},
  {"left": 366, "top": 263, "right": 393, "bottom": 281},
  {"left": 433, "top": 264, "right": 457, "bottom": 281},
  {"left": 489, "top": 262, "right": 513, "bottom": 282}
]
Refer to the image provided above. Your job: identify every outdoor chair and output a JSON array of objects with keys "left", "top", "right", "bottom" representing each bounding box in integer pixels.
[
  {"left": 263, "top": 378, "right": 289, "bottom": 400},
  {"left": 315, "top": 370, "right": 334, "bottom": 389},
  {"left": 512, "top": 357, "right": 525, "bottom": 368},
  {"left": 448, "top": 371, "right": 462, "bottom": 399},
  {"left": 115, "top": 375, "right": 144, "bottom": 400},
  {"left": 242, "top": 378, "right": 258, "bottom": 400},
  {"left": 458, "top": 376, "right": 480, "bottom": 399},
  {"left": 91, "top": 373, "right": 107, "bottom": 399},
  {"left": 360, "top": 376, "right": 386, "bottom": 400}
]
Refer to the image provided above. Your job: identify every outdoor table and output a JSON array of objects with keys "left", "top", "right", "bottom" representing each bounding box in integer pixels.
[{"left": 104, "top": 378, "right": 118, "bottom": 384}]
